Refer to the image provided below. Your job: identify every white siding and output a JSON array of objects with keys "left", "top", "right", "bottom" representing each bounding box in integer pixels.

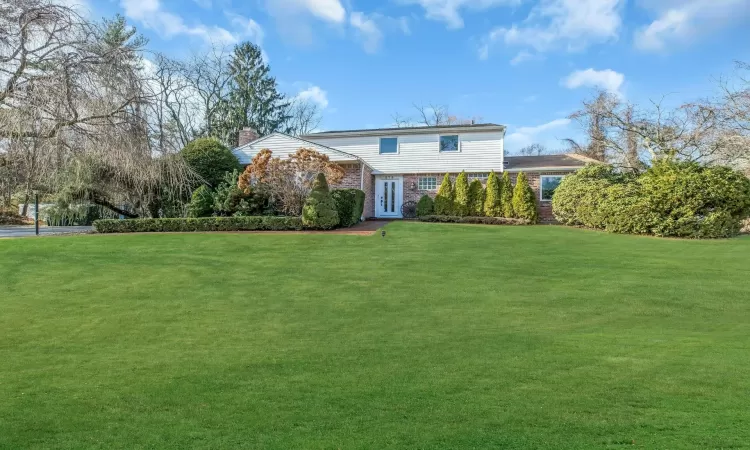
[
  {"left": 232, "top": 133, "right": 358, "bottom": 165},
  {"left": 310, "top": 132, "right": 504, "bottom": 174}
]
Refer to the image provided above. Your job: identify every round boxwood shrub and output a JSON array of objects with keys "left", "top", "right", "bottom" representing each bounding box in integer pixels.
[
  {"left": 302, "top": 173, "right": 339, "bottom": 230},
  {"left": 416, "top": 194, "right": 434, "bottom": 217},
  {"left": 188, "top": 185, "right": 214, "bottom": 218},
  {"left": 181, "top": 138, "right": 242, "bottom": 188}
]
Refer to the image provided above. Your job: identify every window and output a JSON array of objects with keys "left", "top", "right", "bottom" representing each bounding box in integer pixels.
[
  {"left": 379, "top": 137, "right": 398, "bottom": 154},
  {"left": 467, "top": 173, "right": 489, "bottom": 182},
  {"left": 418, "top": 176, "right": 437, "bottom": 191},
  {"left": 439, "top": 135, "right": 459, "bottom": 152},
  {"left": 541, "top": 175, "right": 564, "bottom": 201}
]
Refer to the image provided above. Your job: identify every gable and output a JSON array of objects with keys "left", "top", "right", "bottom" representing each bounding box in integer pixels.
[{"left": 232, "top": 133, "right": 359, "bottom": 165}]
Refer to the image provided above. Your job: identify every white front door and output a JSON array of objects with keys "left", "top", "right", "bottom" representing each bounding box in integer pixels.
[{"left": 375, "top": 176, "right": 403, "bottom": 218}]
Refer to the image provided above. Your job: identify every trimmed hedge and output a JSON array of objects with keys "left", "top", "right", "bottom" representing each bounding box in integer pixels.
[
  {"left": 94, "top": 216, "right": 303, "bottom": 233},
  {"left": 416, "top": 195, "right": 434, "bottom": 217},
  {"left": 302, "top": 173, "right": 339, "bottom": 230},
  {"left": 419, "top": 215, "right": 530, "bottom": 225},
  {"left": 552, "top": 161, "right": 750, "bottom": 238},
  {"left": 331, "top": 188, "right": 365, "bottom": 228}
]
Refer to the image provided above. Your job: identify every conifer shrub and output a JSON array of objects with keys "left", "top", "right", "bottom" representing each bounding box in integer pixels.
[
  {"left": 512, "top": 172, "right": 538, "bottom": 223},
  {"left": 483, "top": 171, "right": 502, "bottom": 217},
  {"left": 434, "top": 173, "right": 454, "bottom": 215},
  {"left": 468, "top": 179, "right": 485, "bottom": 216},
  {"left": 416, "top": 195, "right": 434, "bottom": 217},
  {"left": 500, "top": 172, "right": 514, "bottom": 218},
  {"left": 453, "top": 172, "right": 470, "bottom": 216},
  {"left": 302, "top": 173, "right": 339, "bottom": 229}
]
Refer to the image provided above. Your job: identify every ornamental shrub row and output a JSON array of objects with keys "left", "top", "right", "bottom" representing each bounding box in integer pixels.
[
  {"left": 94, "top": 216, "right": 303, "bottom": 233},
  {"left": 420, "top": 171, "right": 537, "bottom": 222},
  {"left": 552, "top": 161, "right": 750, "bottom": 238},
  {"left": 418, "top": 215, "right": 530, "bottom": 225}
]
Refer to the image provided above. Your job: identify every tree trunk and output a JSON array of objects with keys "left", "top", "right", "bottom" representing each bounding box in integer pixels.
[{"left": 91, "top": 194, "right": 139, "bottom": 218}]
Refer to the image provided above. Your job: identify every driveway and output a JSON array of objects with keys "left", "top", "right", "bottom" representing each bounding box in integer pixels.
[{"left": 0, "top": 226, "right": 92, "bottom": 238}]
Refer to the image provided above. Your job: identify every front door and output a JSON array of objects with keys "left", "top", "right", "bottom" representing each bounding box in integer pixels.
[{"left": 375, "top": 176, "right": 403, "bottom": 218}]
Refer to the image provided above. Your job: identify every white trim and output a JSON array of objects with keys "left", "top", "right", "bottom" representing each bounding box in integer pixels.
[
  {"left": 439, "top": 134, "right": 461, "bottom": 153},
  {"left": 540, "top": 174, "right": 565, "bottom": 202},
  {"left": 379, "top": 136, "right": 399, "bottom": 155},
  {"left": 505, "top": 166, "right": 582, "bottom": 172}
]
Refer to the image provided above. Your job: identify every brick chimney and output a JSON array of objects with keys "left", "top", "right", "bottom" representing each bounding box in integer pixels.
[{"left": 238, "top": 127, "right": 259, "bottom": 147}]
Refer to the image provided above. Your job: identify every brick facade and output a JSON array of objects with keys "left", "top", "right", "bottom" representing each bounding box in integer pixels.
[
  {"left": 398, "top": 171, "right": 573, "bottom": 222},
  {"left": 329, "top": 163, "right": 375, "bottom": 219}
]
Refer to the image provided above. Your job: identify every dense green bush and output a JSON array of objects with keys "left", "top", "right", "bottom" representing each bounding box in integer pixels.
[
  {"left": 188, "top": 185, "right": 214, "bottom": 218},
  {"left": 434, "top": 174, "right": 453, "bottom": 215},
  {"left": 512, "top": 172, "right": 538, "bottom": 223},
  {"left": 468, "top": 179, "right": 485, "bottom": 216},
  {"left": 213, "top": 170, "right": 268, "bottom": 217},
  {"left": 453, "top": 172, "right": 470, "bottom": 216},
  {"left": 94, "top": 216, "right": 303, "bottom": 233},
  {"left": 483, "top": 171, "right": 502, "bottom": 217},
  {"left": 416, "top": 194, "right": 434, "bottom": 217},
  {"left": 500, "top": 172, "right": 514, "bottom": 218},
  {"left": 553, "top": 161, "right": 750, "bottom": 238},
  {"left": 331, "top": 188, "right": 365, "bottom": 228},
  {"left": 181, "top": 138, "right": 242, "bottom": 188},
  {"left": 302, "top": 173, "right": 339, "bottom": 230},
  {"left": 418, "top": 215, "right": 530, "bottom": 225}
]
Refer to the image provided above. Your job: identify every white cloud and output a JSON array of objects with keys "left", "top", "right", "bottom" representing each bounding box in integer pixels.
[
  {"left": 401, "top": 0, "right": 522, "bottom": 29},
  {"left": 350, "top": 12, "right": 383, "bottom": 54},
  {"left": 121, "top": 0, "right": 265, "bottom": 47},
  {"left": 295, "top": 85, "right": 329, "bottom": 109},
  {"left": 264, "top": 0, "right": 346, "bottom": 24},
  {"left": 509, "top": 50, "right": 541, "bottom": 66},
  {"left": 479, "top": 0, "right": 623, "bottom": 60},
  {"left": 506, "top": 118, "right": 572, "bottom": 150},
  {"left": 634, "top": 0, "right": 750, "bottom": 51},
  {"left": 562, "top": 68, "right": 624, "bottom": 96}
]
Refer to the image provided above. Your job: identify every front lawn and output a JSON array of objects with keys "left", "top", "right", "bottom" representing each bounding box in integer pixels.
[{"left": 2, "top": 223, "right": 749, "bottom": 449}]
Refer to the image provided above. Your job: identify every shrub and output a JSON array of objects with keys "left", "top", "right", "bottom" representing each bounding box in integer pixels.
[
  {"left": 302, "top": 173, "right": 339, "bottom": 229},
  {"left": 500, "top": 172, "right": 514, "bottom": 218},
  {"left": 512, "top": 172, "right": 538, "bottom": 223},
  {"left": 181, "top": 138, "right": 242, "bottom": 188},
  {"left": 188, "top": 185, "right": 214, "bottom": 218},
  {"left": 483, "top": 171, "right": 502, "bottom": 217},
  {"left": 434, "top": 174, "right": 453, "bottom": 215},
  {"left": 416, "top": 195, "right": 434, "bottom": 217},
  {"left": 93, "top": 216, "right": 303, "bottom": 233},
  {"left": 468, "top": 179, "right": 485, "bottom": 216},
  {"left": 552, "top": 161, "right": 750, "bottom": 238},
  {"left": 213, "top": 170, "right": 268, "bottom": 217},
  {"left": 331, "top": 188, "right": 365, "bottom": 228},
  {"left": 453, "top": 172, "right": 470, "bottom": 216},
  {"left": 418, "top": 215, "right": 530, "bottom": 225}
]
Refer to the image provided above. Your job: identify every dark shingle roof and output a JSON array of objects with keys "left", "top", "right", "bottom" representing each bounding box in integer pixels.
[
  {"left": 504, "top": 154, "right": 595, "bottom": 171},
  {"left": 303, "top": 123, "right": 505, "bottom": 138}
]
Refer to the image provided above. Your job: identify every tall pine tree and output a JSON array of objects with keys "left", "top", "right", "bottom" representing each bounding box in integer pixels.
[{"left": 214, "top": 42, "right": 291, "bottom": 146}]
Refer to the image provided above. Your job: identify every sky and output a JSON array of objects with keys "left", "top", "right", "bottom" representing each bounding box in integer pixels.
[{"left": 71, "top": 0, "right": 750, "bottom": 153}]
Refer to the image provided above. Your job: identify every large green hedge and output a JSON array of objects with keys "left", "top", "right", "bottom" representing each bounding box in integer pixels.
[
  {"left": 94, "top": 216, "right": 303, "bottom": 233},
  {"left": 181, "top": 138, "right": 242, "bottom": 188},
  {"left": 552, "top": 161, "right": 750, "bottom": 238},
  {"left": 331, "top": 188, "right": 365, "bottom": 228},
  {"left": 418, "top": 215, "right": 530, "bottom": 225}
]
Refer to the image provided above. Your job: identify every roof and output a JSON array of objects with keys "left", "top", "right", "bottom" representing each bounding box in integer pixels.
[
  {"left": 302, "top": 123, "right": 506, "bottom": 139},
  {"left": 504, "top": 154, "right": 597, "bottom": 171}
]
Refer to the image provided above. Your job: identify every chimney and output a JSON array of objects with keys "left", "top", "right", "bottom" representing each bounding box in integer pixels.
[{"left": 238, "top": 127, "right": 259, "bottom": 147}]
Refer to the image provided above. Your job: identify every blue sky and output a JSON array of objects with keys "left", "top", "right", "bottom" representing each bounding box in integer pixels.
[{"left": 76, "top": 0, "right": 749, "bottom": 153}]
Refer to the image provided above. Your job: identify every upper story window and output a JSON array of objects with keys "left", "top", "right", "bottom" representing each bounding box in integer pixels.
[
  {"left": 439, "top": 135, "right": 459, "bottom": 152},
  {"left": 541, "top": 175, "right": 564, "bottom": 201},
  {"left": 379, "top": 137, "right": 398, "bottom": 154}
]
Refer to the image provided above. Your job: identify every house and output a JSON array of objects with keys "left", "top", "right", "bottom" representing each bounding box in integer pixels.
[{"left": 232, "top": 124, "right": 594, "bottom": 221}]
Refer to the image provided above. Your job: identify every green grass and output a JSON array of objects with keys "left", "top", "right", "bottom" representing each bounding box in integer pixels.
[{"left": 2, "top": 222, "right": 750, "bottom": 449}]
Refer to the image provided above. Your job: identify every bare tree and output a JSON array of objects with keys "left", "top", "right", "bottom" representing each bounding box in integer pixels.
[
  {"left": 391, "top": 102, "right": 483, "bottom": 127},
  {"left": 518, "top": 143, "right": 549, "bottom": 156},
  {"left": 287, "top": 98, "right": 322, "bottom": 136}
]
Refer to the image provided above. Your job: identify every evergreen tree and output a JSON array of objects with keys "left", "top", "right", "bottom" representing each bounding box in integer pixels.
[
  {"left": 302, "top": 173, "right": 339, "bottom": 229},
  {"left": 512, "top": 171, "right": 538, "bottom": 223},
  {"left": 500, "top": 171, "right": 514, "bottom": 218},
  {"left": 468, "top": 179, "right": 485, "bottom": 216},
  {"left": 483, "top": 171, "right": 502, "bottom": 217},
  {"left": 453, "top": 172, "right": 470, "bottom": 216},
  {"left": 213, "top": 42, "right": 291, "bottom": 146},
  {"left": 434, "top": 173, "right": 454, "bottom": 215}
]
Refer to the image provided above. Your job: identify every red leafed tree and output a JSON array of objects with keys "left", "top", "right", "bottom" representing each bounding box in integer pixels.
[{"left": 238, "top": 148, "right": 345, "bottom": 215}]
